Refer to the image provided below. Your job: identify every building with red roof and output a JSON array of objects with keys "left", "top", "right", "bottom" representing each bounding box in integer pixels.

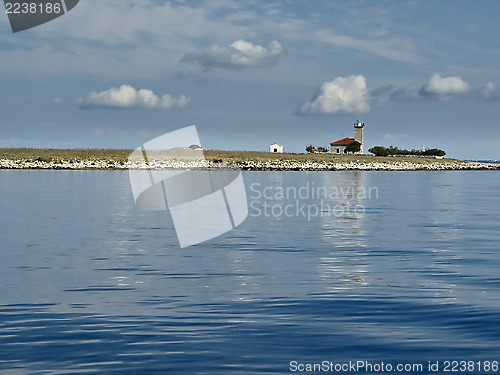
[{"left": 330, "top": 120, "right": 365, "bottom": 154}]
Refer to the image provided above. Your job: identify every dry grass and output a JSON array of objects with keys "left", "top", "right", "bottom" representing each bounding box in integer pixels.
[{"left": 0, "top": 148, "right": 132, "bottom": 163}]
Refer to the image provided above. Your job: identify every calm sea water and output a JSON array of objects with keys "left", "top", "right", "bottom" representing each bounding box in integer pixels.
[{"left": 1, "top": 170, "right": 500, "bottom": 374}]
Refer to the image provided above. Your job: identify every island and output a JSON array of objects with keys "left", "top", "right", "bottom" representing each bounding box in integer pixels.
[{"left": 0, "top": 148, "right": 498, "bottom": 171}]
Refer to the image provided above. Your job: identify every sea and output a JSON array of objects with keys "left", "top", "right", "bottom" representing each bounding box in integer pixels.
[{"left": 1, "top": 170, "right": 500, "bottom": 374}]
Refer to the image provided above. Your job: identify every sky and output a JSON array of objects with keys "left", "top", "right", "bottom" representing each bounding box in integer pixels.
[{"left": 1, "top": 0, "right": 500, "bottom": 159}]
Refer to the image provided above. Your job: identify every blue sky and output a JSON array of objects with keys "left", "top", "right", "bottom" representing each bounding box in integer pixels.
[{"left": 1, "top": 0, "right": 499, "bottom": 159}]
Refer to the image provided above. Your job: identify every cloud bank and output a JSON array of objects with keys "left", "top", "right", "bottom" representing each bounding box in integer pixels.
[
  {"left": 300, "top": 73, "right": 497, "bottom": 116},
  {"left": 79, "top": 85, "right": 190, "bottom": 110},
  {"left": 181, "top": 40, "right": 284, "bottom": 69},
  {"left": 298, "top": 75, "right": 369, "bottom": 115},
  {"left": 372, "top": 74, "right": 498, "bottom": 103}
]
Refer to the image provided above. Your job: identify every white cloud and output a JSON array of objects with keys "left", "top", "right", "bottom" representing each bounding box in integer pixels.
[
  {"left": 298, "top": 75, "right": 369, "bottom": 115},
  {"left": 481, "top": 82, "right": 500, "bottom": 100},
  {"left": 419, "top": 73, "right": 471, "bottom": 99},
  {"left": 181, "top": 40, "right": 285, "bottom": 69},
  {"left": 372, "top": 74, "right": 491, "bottom": 103},
  {"left": 79, "top": 85, "right": 190, "bottom": 110}
]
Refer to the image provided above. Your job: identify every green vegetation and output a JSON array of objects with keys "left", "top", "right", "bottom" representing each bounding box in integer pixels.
[
  {"left": 345, "top": 141, "right": 361, "bottom": 154},
  {"left": 368, "top": 146, "right": 390, "bottom": 157},
  {"left": 305, "top": 145, "right": 329, "bottom": 154},
  {"left": 368, "top": 146, "right": 446, "bottom": 157}
]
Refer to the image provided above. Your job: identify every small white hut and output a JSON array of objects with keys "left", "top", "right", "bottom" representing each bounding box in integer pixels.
[{"left": 269, "top": 143, "right": 284, "bottom": 153}]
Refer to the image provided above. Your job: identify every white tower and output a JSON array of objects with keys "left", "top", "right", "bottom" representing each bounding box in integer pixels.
[{"left": 354, "top": 120, "right": 365, "bottom": 154}]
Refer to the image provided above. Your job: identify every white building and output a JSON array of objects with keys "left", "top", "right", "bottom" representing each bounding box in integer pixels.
[{"left": 269, "top": 143, "right": 284, "bottom": 153}]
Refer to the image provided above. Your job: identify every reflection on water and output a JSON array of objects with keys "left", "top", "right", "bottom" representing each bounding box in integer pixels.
[
  {"left": 1, "top": 170, "right": 500, "bottom": 374},
  {"left": 317, "top": 171, "right": 368, "bottom": 294}
]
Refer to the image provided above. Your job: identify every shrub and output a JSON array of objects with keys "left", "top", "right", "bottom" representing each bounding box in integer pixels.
[
  {"left": 345, "top": 141, "right": 361, "bottom": 154},
  {"left": 369, "top": 145, "right": 446, "bottom": 157},
  {"left": 368, "top": 146, "right": 390, "bottom": 156}
]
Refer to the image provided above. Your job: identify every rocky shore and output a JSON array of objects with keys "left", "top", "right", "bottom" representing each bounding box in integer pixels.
[
  {"left": 1, "top": 157, "right": 498, "bottom": 171},
  {"left": 225, "top": 159, "right": 500, "bottom": 171}
]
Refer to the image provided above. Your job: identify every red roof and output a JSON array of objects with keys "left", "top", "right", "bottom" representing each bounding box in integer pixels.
[{"left": 330, "top": 137, "right": 354, "bottom": 145}]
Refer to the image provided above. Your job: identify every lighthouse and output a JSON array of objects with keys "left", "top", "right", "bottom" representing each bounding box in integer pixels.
[{"left": 354, "top": 119, "right": 365, "bottom": 154}]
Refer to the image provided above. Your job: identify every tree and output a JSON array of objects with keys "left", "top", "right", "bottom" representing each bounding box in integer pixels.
[
  {"left": 369, "top": 145, "right": 446, "bottom": 157},
  {"left": 368, "top": 146, "right": 390, "bottom": 156},
  {"left": 317, "top": 146, "right": 329, "bottom": 153},
  {"left": 386, "top": 146, "right": 397, "bottom": 155},
  {"left": 345, "top": 141, "right": 361, "bottom": 154},
  {"left": 305, "top": 145, "right": 315, "bottom": 154},
  {"left": 423, "top": 148, "right": 446, "bottom": 156}
]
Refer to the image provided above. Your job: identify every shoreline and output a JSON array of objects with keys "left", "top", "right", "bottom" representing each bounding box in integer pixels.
[{"left": 0, "top": 148, "right": 499, "bottom": 171}]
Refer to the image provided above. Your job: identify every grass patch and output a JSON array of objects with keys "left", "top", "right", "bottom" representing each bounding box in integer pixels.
[{"left": 0, "top": 148, "right": 132, "bottom": 164}]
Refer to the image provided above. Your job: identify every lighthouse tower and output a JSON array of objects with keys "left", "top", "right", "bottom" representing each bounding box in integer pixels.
[{"left": 354, "top": 119, "right": 365, "bottom": 154}]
